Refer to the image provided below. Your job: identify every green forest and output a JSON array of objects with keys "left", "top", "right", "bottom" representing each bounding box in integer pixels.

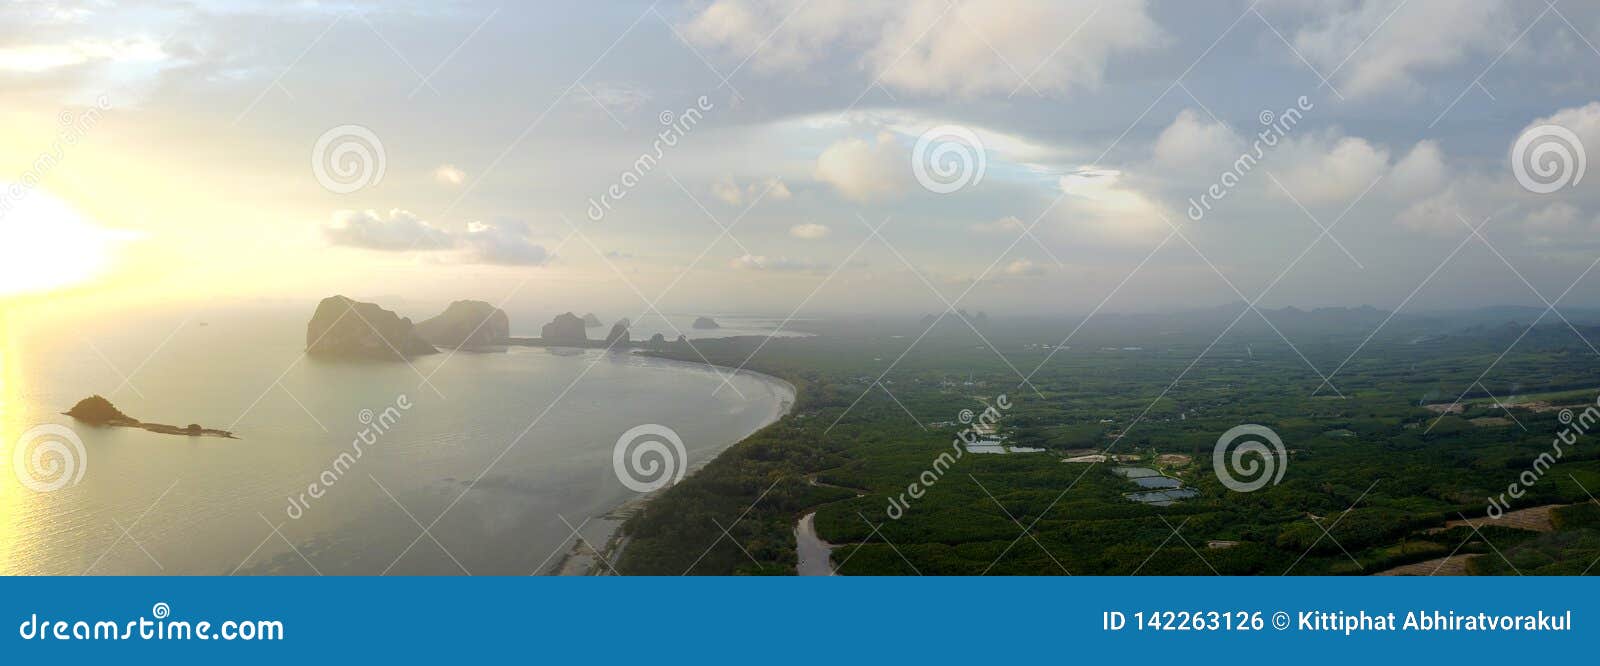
[{"left": 615, "top": 310, "right": 1600, "bottom": 575}]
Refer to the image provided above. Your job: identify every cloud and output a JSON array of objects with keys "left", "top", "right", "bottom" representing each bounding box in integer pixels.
[
  {"left": 322, "top": 209, "right": 454, "bottom": 251},
  {"left": 580, "top": 81, "right": 650, "bottom": 113},
  {"left": 711, "top": 177, "right": 792, "bottom": 206},
  {"left": 1394, "top": 188, "right": 1469, "bottom": 233},
  {"left": 815, "top": 132, "right": 905, "bottom": 201},
  {"left": 1522, "top": 101, "right": 1600, "bottom": 157},
  {"left": 0, "top": 37, "right": 167, "bottom": 74},
  {"left": 1520, "top": 202, "right": 1585, "bottom": 238},
  {"left": 1004, "top": 258, "right": 1046, "bottom": 276},
  {"left": 1388, "top": 140, "right": 1449, "bottom": 195},
  {"left": 1282, "top": 0, "right": 1510, "bottom": 98},
  {"left": 1276, "top": 134, "right": 1391, "bottom": 205},
  {"left": 766, "top": 178, "right": 794, "bottom": 200},
  {"left": 972, "top": 215, "right": 1026, "bottom": 233},
  {"left": 1056, "top": 168, "right": 1170, "bottom": 242},
  {"left": 710, "top": 178, "right": 743, "bottom": 206},
  {"left": 789, "top": 223, "right": 830, "bottom": 239},
  {"left": 463, "top": 220, "right": 551, "bottom": 266},
  {"left": 1152, "top": 109, "right": 1242, "bottom": 171},
  {"left": 322, "top": 210, "right": 549, "bottom": 265},
  {"left": 434, "top": 164, "right": 467, "bottom": 186},
  {"left": 682, "top": 0, "right": 1163, "bottom": 98},
  {"left": 729, "top": 254, "right": 825, "bottom": 271}
]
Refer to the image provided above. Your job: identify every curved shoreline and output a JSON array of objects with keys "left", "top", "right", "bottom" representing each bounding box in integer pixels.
[{"left": 552, "top": 352, "right": 796, "bottom": 575}]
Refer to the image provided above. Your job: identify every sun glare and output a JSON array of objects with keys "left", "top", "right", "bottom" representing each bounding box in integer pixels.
[{"left": 0, "top": 186, "right": 130, "bottom": 297}]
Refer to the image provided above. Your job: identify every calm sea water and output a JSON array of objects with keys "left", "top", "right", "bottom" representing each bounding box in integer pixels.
[{"left": 0, "top": 307, "right": 792, "bottom": 575}]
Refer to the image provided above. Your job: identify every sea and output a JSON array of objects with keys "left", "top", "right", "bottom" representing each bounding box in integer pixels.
[{"left": 0, "top": 306, "right": 794, "bottom": 575}]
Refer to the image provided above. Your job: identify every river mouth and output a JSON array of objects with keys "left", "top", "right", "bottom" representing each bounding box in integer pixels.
[{"left": 795, "top": 512, "right": 835, "bottom": 576}]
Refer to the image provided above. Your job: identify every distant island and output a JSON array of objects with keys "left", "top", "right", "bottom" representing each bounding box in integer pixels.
[
  {"left": 540, "top": 312, "right": 589, "bottom": 345},
  {"left": 301, "top": 298, "right": 719, "bottom": 354},
  {"left": 605, "top": 318, "right": 630, "bottom": 346},
  {"left": 416, "top": 300, "right": 509, "bottom": 350},
  {"left": 306, "top": 295, "right": 437, "bottom": 360},
  {"left": 64, "top": 395, "right": 236, "bottom": 439},
  {"left": 508, "top": 313, "right": 707, "bottom": 350}
]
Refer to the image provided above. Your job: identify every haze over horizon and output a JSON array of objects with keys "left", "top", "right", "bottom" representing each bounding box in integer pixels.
[{"left": 4, "top": 0, "right": 1600, "bottom": 320}]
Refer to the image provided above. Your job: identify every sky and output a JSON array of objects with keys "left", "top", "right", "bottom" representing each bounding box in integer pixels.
[{"left": 2, "top": 0, "right": 1599, "bottom": 319}]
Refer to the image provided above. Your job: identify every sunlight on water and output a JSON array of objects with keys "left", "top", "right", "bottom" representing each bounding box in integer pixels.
[{"left": 0, "top": 306, "right": 28, "bottom": 570}]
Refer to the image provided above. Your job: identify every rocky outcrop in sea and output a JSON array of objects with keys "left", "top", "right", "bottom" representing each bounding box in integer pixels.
[
  {"left": 540, "top": 312, "right": 589, "bottom": 345},
  {"left": 416, "top": 300, "right": 510, "bottom": 349},
  {"left": 306, "top": 295, "right": 437, "bottom": 360}
]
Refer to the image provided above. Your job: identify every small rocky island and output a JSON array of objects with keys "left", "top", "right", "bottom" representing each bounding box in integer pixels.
[
  {"left": 693, "top": 316, "right": 720, "bottom": 330},
  {"left": 540, "top": 312, "right": 589, "bottom": 345},
  {"left": 416, "top": 299, "right": 510, "bottom": 349},
  {"left": 605, "top": 318, "right": 631, "bottom": 346},
  {"left": 65, "top": 395, "right": 236, "bottom": 439},
  {"left": 306, "top": 295, "right": 437, "bottom": 360}
]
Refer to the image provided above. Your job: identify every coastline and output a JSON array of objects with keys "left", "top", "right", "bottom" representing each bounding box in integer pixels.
[{"left": 549, "top": 352, "right": 797, "bottom": 575}]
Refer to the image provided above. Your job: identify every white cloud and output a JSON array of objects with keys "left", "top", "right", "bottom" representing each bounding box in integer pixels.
[
  {"left": 1521, "top": 101, "right": 1600, "bottom": 160},
  {"left": 434, "top": 164, "right": 467, "bottom": 186},
  {"left": 581, "top": 81, "right": 650, "bottom": 113},
  {"left": 1521, "top": 202, "right": 1584, "bottom": 236},
  {"left": 815, "top": 132, "right": 905, "bottom": 201},
  {"left": 1394, "top": 188, "right": 1468, "bottom": 233},
  {"left": 1004, "top": 258, "right": 1045, "bottom": 276},
  {"left": 1152, "top": 109, "right": 1241, "bottom": 171},
  {"left": 766, "top": 178, "right": 794, "bottom": 200},
  {"left": 322, "top": 210, "right": 549, "bottom": 265},
  {"left": 322, "top": 209, "right": 454, "bottom": 251},
  {"left": 1283, "top": 0, "right": 1510, "bottom": 98},
  {"left": 682, "top": 0, "right": 1163, "bottom": 98},
  {"left": 729, "top": 254, "right": 824, "bottom": 271},
  {"left": 463, "top": 220, "right": 551, "bottom": 266},
  {"left": 972, "top": 215, "right": 1026, "bottom": 233},
  {"left": 790, "top": 223, "right": 830, "bottom": 239},
  {"left": 0, "top": 37, "right": 167, "bottom": 74},
  {"left": 711, "top": 177, "right": 792, "bottom": 206},
  {"left": 711, "top": 178, "right": 744, "bottom": 206},
  {"left": 1277, "top": 135, "right": 1390, "bottom": 205},
  {"left": 1056, "top": 168, "right": 1170, "bottom": 242},
  {"left": 1389, "top": 140, "right": 1449, "bottom": 195}
]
